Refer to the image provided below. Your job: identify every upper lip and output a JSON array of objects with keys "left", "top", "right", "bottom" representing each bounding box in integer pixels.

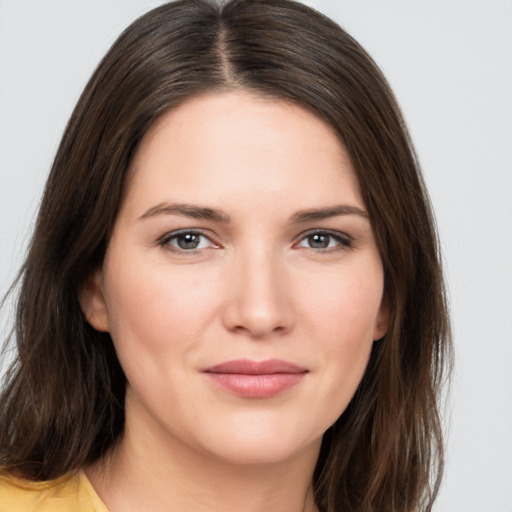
[{"left": 203, "top": 359, "right": 308, "bottom": 375}]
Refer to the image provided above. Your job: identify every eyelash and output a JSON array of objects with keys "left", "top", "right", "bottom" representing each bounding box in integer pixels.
[
  {"left": 295, "top": 229, "right": 353, "bottom": 252},
  {"left": 157, "top": 229, "right": 353, "bottom": 254},
  {"left": 158, "top": 229, "right": 217, "bottom": 253}
]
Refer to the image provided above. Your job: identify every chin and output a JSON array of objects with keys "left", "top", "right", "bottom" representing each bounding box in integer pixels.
[
  {"left": 210, "top": 443, "right": 315, "bottom": 467},
  {"left": 194, "top": 421, "right": 323, "bottom": 467}
]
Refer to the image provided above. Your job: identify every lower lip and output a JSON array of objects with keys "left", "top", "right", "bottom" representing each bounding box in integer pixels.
[{"left": 205, "top": 373, "right": 305, "bottom": 398}]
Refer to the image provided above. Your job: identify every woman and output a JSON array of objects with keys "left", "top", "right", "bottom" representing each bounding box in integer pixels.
[{"left": 0, "top": 0, "right": 451, "bottom": 511}]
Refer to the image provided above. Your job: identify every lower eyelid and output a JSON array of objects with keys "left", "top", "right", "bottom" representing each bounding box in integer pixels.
[
  {"left": 296, "top": 231, "right": 353, "bottom": 249},
  {"left": 158, "top": 230, "right": 216, "bottom": 249},
  {"left": 157, "top": 230, "right": 353, "bottom": 253}
]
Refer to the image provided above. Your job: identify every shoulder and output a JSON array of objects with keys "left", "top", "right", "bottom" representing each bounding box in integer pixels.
[{"left": 0, "top": 470, "right": 108, "bottom": 512}]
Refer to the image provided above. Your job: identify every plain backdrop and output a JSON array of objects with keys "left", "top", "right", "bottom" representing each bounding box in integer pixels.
[{"left": 0, "top": 1, "right": 511, "bottom": 511}]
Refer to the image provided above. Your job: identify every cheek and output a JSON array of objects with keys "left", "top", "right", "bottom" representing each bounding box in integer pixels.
[
  {"left": 297, "top": 264, "right": 383, "bottom": 413},
  {"left": 102, "top": 254, "right": 220, "bottom": 366},
  {"left": 300, "top": 262, "right": 384, "bottom": 343}
]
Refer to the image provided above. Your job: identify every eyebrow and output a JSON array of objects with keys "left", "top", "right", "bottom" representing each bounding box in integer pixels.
[
  {"left": 139, "top": 202, "right": 231, "bottom": 222},
  {"left": 290, "top": 205, "right": 369, "bottom": 223},
  {"left": 138, "top": 202, "right": 368, "bottom": 224}
]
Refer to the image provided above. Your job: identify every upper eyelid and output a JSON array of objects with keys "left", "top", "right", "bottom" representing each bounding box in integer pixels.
[
  {"left": 159, "top": 228, "right": 213, "bottom": 242},
  {"left": 156, "top": 228, "right": 353, "bottom": 249},
  {"left": 157, "top": 229, "right": 220, "bottom": 253},
  {"left": 293, "top": 229, "right": 354, "bottom": 252},
  {"left": 295, "top": 228, "right": 353, "bottom": 241}
]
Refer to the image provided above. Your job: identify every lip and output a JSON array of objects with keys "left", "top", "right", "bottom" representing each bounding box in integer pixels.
[{"left": 203, "top": 359, "right": 308, "bottom": 399}]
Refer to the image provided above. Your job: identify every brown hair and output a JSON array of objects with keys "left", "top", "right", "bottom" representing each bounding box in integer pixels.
[{"left": 0, "top": 1, "right": 451, "bottom": 511}]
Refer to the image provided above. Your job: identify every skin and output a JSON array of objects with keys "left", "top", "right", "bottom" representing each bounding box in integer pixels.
[{"left": 81, "top": 91, "right": 388, "bottom": 512}]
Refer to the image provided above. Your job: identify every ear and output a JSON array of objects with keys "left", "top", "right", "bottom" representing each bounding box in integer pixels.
[
  {"left": 78, "top": 268, "right": 110, "bottom": 332},
  {"left": 373, "top": 297, "right": 390, "bottom": 341}
]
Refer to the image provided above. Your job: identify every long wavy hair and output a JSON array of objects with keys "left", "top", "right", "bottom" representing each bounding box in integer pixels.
[{"left": 0, "top": 1, "right": 451, "bottom": 511}]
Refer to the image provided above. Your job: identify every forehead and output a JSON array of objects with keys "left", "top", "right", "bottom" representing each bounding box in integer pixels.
[{"left": 123, "top": 91, "right": 363, "bottom": 218}]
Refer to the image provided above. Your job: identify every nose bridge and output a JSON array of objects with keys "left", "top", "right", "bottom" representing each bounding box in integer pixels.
[{"left": 223, "top": 241, "right": 293, "bottom": 338}]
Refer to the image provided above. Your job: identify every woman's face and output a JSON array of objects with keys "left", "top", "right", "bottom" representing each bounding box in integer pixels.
[{"left": 82, "top": 92, "right": 387, "bottom": 466}]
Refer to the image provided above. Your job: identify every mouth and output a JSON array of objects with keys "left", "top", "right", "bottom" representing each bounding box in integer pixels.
[{"left": 202, "top": 359, "right": 308, "bottom": 399}]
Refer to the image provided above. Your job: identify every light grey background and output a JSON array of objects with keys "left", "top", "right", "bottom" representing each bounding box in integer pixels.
[{"left": 1, "top": 1, "right": 511, "bottom": 511}]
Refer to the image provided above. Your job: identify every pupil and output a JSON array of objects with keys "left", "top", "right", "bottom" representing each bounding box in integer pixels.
[
  {"left": 309, "top": 234, "right": 329, "bottom": 248},
  {"left": 178, "top": 233, "right": 200, "bottom": 249}
]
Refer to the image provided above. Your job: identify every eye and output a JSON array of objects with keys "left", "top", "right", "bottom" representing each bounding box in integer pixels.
[
  {"left": 159, "top": 230, "right": 216, "bottom": 252},
  {"left": 296, "top": 230, "right": 352, "bottom": 251}
]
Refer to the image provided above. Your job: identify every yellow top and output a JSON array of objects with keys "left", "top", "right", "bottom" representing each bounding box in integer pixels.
[{"left": 0, "top": 470, "right": 109, "bottom": 512}]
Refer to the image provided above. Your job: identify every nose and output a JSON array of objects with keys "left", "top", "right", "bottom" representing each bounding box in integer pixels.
[{"left": 221, "top": 248, "right": 294, "bottom": 339}]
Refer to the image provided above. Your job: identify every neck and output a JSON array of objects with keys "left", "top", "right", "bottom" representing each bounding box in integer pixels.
[{"left": 86, "top": 392, "right": 321, "bottom": 512}]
